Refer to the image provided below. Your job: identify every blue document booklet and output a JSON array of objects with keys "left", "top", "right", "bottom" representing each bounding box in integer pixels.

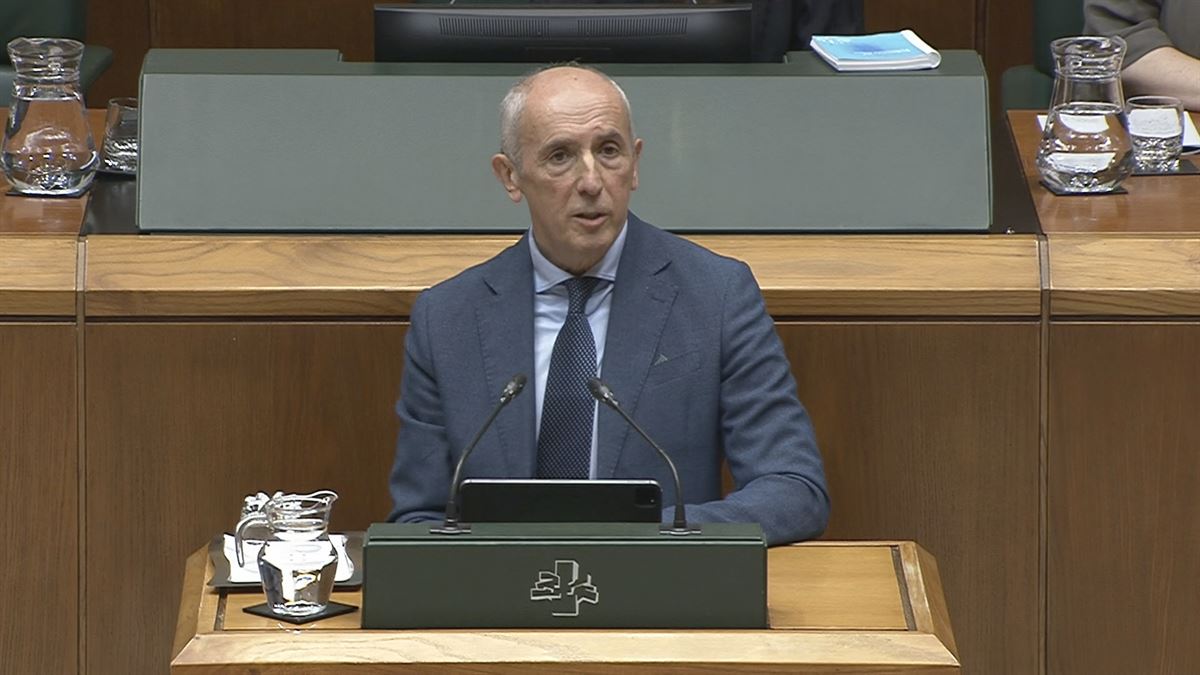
[{"left": 810, "top": 30, "right": 941, "bottom": 71}]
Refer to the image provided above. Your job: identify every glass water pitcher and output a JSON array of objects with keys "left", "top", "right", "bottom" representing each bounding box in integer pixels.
[
  {"left": 2, "top": 38, "right": 98, "bottom": 196},
  {"left": 1036, "top": 36, "right": 1133, "bottom": 194},
  {"left": 235, "top": 490, "right": 340, "bottom": 617}
]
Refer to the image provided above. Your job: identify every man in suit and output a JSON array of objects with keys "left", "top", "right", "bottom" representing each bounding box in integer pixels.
[
  {"left": 1085, "top": 0, "right": 1200, "bottom": 109},
  {"left": 388, "top": 65, "right": 829, "bottom": 545}
]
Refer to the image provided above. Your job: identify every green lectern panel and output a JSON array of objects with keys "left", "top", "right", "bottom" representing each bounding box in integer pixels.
[
  {"left": 361, "top": 521, "right": 767, "bottom": 629},
  {"left": 138, "top": 50, "right": 990, "bottom": 232}
]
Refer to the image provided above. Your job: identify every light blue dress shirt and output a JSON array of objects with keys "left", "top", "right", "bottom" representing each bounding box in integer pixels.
[{"left": 529, "top": 222, "right": 628, "bottom": 478}]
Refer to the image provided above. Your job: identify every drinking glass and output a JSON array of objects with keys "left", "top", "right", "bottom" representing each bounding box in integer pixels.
[
  {"left": 1125, "top": 95, "right": 1184, "bottom": 172},
  {"left": 100, "top": 97, "right": 139, "bottom": 174}
]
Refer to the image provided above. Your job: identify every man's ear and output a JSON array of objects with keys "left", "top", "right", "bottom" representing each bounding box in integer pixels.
[
  {"left": 630, "top": 138, "right": 644, "bottom": 191},
  {"left": 491, "top": 153, "right": 524, "bottom": 204}
]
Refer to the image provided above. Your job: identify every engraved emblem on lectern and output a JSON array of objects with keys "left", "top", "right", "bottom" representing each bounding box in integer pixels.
[{"left": 530, "top": 559, "right": 599, "bottom": 617}]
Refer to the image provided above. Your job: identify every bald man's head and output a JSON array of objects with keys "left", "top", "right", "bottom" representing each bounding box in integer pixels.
[
  {"left": 489, "top": 64, "right": 643, "bottom": 275},
  {"left": 498, "top": 65, "right": 635, "bottom": 169}
]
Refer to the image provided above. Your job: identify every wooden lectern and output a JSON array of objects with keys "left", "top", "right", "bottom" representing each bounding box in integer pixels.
[{"left": 171, "top": 540, "right": 959, "bottom": 673}]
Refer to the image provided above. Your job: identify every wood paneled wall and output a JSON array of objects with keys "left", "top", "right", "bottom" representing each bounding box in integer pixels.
[
  {"left": 50, "top": 232, "right": 1040, "bottom": 675},
  {"left": 84, "top": 322, "right": 403, "bottom": 674},
  {"left": 85, "top": 0, "right": 151, "bottom": 108},
  {"left": 1048, "top": 323, "right": 1200, "bottom": 675},
  {"left": 865, "top": 0, "right": 979, "bottom": 49},
  {"left": 87, "top": 0, "right": 1035, "bottom": 110},
  {"left": 0, "top": 323, "right": 78, "bottom": 675},
  {"left": 788, "top": 321, "right": 1041, "bottom": 675}
]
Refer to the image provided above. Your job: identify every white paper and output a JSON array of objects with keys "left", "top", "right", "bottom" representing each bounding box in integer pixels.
[
  {"left": 222, "top": 533, "right": 353, "bottom": 583},
  {"left": 1038, "top": 113, "right": 1200, "bottom": 152}
]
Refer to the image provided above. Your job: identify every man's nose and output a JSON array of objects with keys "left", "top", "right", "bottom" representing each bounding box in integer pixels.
[{"left": 576, "top": 153, "right": 603, "bottom": 195}]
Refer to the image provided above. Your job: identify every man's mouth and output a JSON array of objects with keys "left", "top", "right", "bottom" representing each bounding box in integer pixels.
[{"left": 572, "top": 210, "right": 608, "bottom": 225}]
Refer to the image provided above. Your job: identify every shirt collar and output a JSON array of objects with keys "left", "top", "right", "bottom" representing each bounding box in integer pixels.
[{"left": 530, "top": 220, "right": 627, "bottom": 293}]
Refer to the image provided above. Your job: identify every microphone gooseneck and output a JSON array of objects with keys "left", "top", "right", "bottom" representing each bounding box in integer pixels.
[
  {"left": 432, "top": 373, "right": 527, "bottom": 535},
  {"left": 587, "top": 377, "right": 696, "bottom": 536}
]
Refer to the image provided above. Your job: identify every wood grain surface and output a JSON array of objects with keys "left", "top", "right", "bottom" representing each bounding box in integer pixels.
[
  {"left": 85, "top": 0, "right": 152, "bottom": 105},
  {"left": 913, "top": 545, "right": 960, "bottom": 659},
  {"left": 82, "top": 235, "right": 515, "bottom": 317},
  {"left": 767, "top": 544, "right": 907, "bottom": 630},
  {"left": 1048, "top": 322, "right": 1200, "bottom": 675},
  {"left": 982, "top": 0, "right": 1033, "bottom": 119},
  {"left": 1048, "top": 235, "right": 1200, "bottom": 316},
  {"left": 0, "top": 237, "right": 78, "bottom": 315},
  {"left": 85, "top": 322, "right": 405, "bottom": 675},
  {"left": 82, "top": 234, "right": 1042, "bottom": 318},
  {"left": 787, "top": 322, "right": 1040, "bottom": 675},
  {"left": 150, "top": 0, "right": 377, "bottom": 59},
  {"left": 0, "top": 324, "right": 78, "bottom": 675},
  {"left": 172, "top": 541, "right": 959, "bottom": 673},
  {"left": 865, "top": 0, "right": 977, "bottom": 50},
  {"left": 0, "top": 191, "right": 89, "bottom": 235},
  {"left": 1009, "top": 110, "right": 1200, "bottom": 233}
]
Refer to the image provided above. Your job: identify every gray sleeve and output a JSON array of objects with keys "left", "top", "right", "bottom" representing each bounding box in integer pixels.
[
  {"left": 387, "top": 290, "right": 453, "bottom": 524},
  {"left": 667, "top": 260, "right": 830, "bottom": 546},
  {"left": 1084, "top": 0, "right": 1174, "bottom": 66}
]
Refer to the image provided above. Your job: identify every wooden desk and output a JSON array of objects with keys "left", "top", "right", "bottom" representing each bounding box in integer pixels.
[
  {"left": 77, "top": 233, "right": 1039, "bottom": 675},
  {"left": 1007, "top": 109, "right": 1200, "bottom": 234},
  {"left": 171, "top": 541, "right": 959, "bottom": 673},
  {"left": 1010, "top": 110, "right": 1200, "bottom": 675}
]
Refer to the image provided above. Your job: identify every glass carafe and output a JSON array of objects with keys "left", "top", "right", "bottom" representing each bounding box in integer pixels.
[
  {"left": 2, "top": 38, "right": 98, "bottom": 196},
  {"left": 235, "top": 490, "right": 339, "bottom": 617},
  {"left": 1036, "top": 36, "right": 1133, "bottom": 194}
]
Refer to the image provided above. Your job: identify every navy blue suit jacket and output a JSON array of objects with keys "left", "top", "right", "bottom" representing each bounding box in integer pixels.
[{"left": 388, "top": 215, "right": 829, "bottom": 545}]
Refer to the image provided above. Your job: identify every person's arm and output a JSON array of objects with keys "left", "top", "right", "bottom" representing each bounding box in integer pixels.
[
  {"left": 669, "top": 260, "right": 831, "bottom": 546},
  {"left": 387, "top": 290, "right": 453, "bottom": 523},
  {"left": 1123, "top": 47, "right": 1200, "bottom": 110},
  {"left": 1084, "top": 0, "right": 1200, "bottom": 109}
]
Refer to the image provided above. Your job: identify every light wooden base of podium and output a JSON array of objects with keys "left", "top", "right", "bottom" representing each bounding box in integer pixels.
[{"left": 172, "top": 540, "right": 959, "bottom": 673}]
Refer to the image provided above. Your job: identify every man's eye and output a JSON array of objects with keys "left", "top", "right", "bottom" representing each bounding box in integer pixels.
[
  {"left": 600, "top": 144, "right": 622, "bottom": 157},
  {"left": 548, "top": 150, "right": 570, "bottom": 163}
]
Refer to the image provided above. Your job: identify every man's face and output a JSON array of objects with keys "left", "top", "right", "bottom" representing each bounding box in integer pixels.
[{"left": 492, "top": 69, "right": 643, "bottom": 275}]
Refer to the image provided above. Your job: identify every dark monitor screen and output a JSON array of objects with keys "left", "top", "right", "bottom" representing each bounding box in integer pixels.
[
  {"left": 459, "top": 479, "right": 662, "bottom": 523},
  {"left": 374, "top": 3, "right": 752, "bottom": 63}
]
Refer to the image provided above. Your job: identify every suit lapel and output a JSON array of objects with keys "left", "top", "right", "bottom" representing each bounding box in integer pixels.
[
  {"left": 476, "top": 236, "right": 537, "bottom": 477},
  {"left": 596, "top": 217, "right": 677, "bottom": 479}
]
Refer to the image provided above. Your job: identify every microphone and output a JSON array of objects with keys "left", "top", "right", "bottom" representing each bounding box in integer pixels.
[
  {"left": 587, "top": 377, "right": 698, "bottom": 536},
  {"left": 432, "top": 373, "right": 527, "bottom": 535}
]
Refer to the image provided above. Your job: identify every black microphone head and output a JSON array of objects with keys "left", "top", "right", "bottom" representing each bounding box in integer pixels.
[
  {"left": 587, "top": 377, "right": 616, "bottom": 406},
  {"left": 500, "top": 374, "right": 527, "bottom": 403}
]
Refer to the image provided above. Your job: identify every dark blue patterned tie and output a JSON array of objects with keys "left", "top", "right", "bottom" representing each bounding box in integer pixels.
[{"left": 536, "top": 276, "right": 600, "bottom": 479}]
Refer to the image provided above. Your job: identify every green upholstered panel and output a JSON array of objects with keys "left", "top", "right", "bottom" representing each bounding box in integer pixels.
[
  {"left": 1033, "top": 0, "right": 1085, "bottom": 75},
  {"left": 1002, "top": 65, "right": 1055, "bottom": 111},
  {"left": 137, "top": 49, "right": 991, "bottom": 232},
  {"left": 0, "top": 0, "right": 88, "bottom": 56},
  {"left": 1002, "top": 0, "right": 1084, "bottom": 111}
]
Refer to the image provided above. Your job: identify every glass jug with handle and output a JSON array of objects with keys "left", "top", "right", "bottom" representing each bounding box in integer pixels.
[
  {"left": 2, "top": 38, "right": 98, "bottom": 196},
  {"left": 1036, "top": 35, "right": 1133, "bottom": 193},
  {"left": 235, "top": 490, "right": 339, "bottom": 617}
]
